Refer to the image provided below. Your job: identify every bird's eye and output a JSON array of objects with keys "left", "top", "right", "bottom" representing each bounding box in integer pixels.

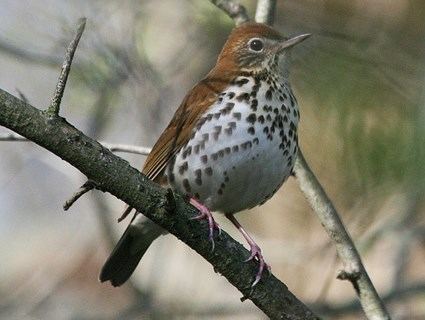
[{"left": 248, "top": 38, "right": 264, "bottom": 52}]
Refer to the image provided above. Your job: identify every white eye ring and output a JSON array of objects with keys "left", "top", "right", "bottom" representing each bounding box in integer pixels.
[{"left": 248, "top": 38, "right": 264, "bottom": 52}]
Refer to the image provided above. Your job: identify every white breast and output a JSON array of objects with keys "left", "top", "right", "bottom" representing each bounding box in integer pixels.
[{"left": 168, "top": 75, "right": 299, "bottom": 214}]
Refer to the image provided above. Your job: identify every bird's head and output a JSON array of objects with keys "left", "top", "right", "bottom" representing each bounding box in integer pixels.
[{"left": 216, "top": 22, "right": 310, "bottom": 75}]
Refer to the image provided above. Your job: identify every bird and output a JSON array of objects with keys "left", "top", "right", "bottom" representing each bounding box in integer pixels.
[{"left": 99, "top": 22, "right": 310, "bottom": 287}]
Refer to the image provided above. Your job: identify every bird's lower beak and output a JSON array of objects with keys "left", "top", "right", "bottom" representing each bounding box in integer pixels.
[{"left": 275, "top": 33, "right": 311, "bottom": 53}]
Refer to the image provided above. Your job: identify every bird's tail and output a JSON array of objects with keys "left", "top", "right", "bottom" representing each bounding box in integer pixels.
[{"left": 99, "top": 213, "right": 165, "bottom": 286}]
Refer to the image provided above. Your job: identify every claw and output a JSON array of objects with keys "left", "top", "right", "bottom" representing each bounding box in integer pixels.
[
  {"left": 189, "top": 198, "right": 220, "bottom": 251},
  {"left": 225, "top": 213, "right": 271, "bottom": 287},
  {"left": 247, "top": 244, "right": 271, "bottom": 287}
]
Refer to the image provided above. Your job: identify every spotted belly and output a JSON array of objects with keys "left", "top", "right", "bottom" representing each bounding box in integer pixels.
[{"left": 167, "top": 79, "right": 298, "bottom": 214}]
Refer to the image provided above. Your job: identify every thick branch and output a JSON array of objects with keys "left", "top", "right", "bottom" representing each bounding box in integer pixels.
[
  {"left": 0, "top": 89, "right": 319, "bottom": 320},
  {"left": 294, "top": 151, "right": 390, "bottom": 320}
]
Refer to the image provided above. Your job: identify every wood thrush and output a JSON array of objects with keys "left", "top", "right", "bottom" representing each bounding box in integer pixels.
[{"left": 100, "top": 22, "right": 310, "bottom": 287}]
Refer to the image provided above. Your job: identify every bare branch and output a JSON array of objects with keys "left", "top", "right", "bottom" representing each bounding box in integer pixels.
[
  {"left": 294, "top": 150, "right": 390, "bottom": 320},
  {"left": 255, "top": 0, "right": 276, "bottom": 25},
  {"left": 101, "top": 143, "right": 151, "bottom": 155},
  {"left": 63, "top": 180, "right": 97, "bottom": 211},
  {"left": 47, "top": 17, "right": 86, "bottom": 116},
  {"left": 209, "top": 0, "right": 250, "bottom": 25},
  {"left": 0, "top": 133, "right": 151, "bottom": 155}
]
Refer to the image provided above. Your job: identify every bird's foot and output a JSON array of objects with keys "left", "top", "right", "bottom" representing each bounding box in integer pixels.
[
  {"left": 245, "top": 243, "right": 271, "bottom": 287},
  {"left": 189, "top": 198, "right": 221, "bottom": 250}
]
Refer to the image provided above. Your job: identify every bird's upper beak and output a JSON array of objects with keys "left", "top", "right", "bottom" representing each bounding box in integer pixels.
[{"left": 275, "top": 33, "right": 311, "bottom": 53}]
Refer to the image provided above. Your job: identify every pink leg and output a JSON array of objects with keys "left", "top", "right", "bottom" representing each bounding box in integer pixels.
[
  {"left": 189, "top": 197, "right": 221, "bottom": 250},
  {"left": 225, "top": 213, "right": 270, "bottom": 287}
]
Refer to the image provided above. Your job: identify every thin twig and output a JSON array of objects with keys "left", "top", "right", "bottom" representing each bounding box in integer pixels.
[
  {"left": 0, "top": 133, "right": 151, "bottom": 155},
  {"left": 294, "top": 150, "right": 390, "bottom": 319},
  {"left": 255, "top": 0, "right": 276, "bottom": 25},
  {"left": 46, "top": 17, "right": 86, "bottom": 116},
  {"left": 63, "top": 180, "right": 97, "bottom": 211},
  {"left": 101, "top": 143, "right": 151, "bottom": 155},
  {"left": 209, "top": 0, "right": 250, "bottom": 25}
]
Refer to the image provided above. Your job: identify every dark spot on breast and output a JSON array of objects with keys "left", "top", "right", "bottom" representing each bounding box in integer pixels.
[
  {"left": 182, "top": 146, "right": 192, "bottom": 159},
  {"left": 224, "top": 127, "right": 233, "bottom": 135},
  {"left": 258, "top": 115, "right": 265, "bottom": 124},
  {"left": 206, "top": 114, "right": 213, "bottom": 121},
  {"left": 241, "top": 141, "right": 252, "bottom": 150},
  {"left": 218, "top": 149, "right": 225, "bottom": 157},
  {"left": 263, "top": 126, "right": 269, "bottom": 134},
  {"left": 183, "top": 179, "right": 191, "bottom": 193},
  {"left": 202, "top": 133, "right": 209, "bottom": 141},
  {"left": 200, "top": 155, "right": 208, "bottom": 163},
  {"left": 217, "top": 188, "right": 223, "bottom": 195},
  {"left": 225, "top": 147, "right": 231, "bottom": 154},
  {"left": 265, "top": 89, "right": 273, "bottom": 101},
  {"left": 233, "top": 112, "right": 241, "bottom": 120},
  {"left": 195, "top": 169, "right": 202, "bottom": 185},
  {"left": 236, "top": 92, "right": 250, "bottom": 102},
  {"left": 221, "top": 102, "right": 235, "bottom": 115},
  {"left": 246, "top": 113, "right": 257, "bottom": 124},
  {"left": 211, "top": 153, "right": 218, "bottom": 161},
  {"left": 178, "top": 161, "right": 188, "bottom": 175},
  {"left": 251, "top": 99, "right": 258, "bottom": 111},
  {"left": 253, "top": 137, "right": 259, "bottom": 144},
  {"left": 236, "top": 78, "right": 249, "bottom": 86},
  {"left": 214, "top": 112, "right": 221, "bottom": 119},
  {"left": 232, "top": 145, "right": 239, "bottom": 152},
  {"left": 247, "top": 127, "right": 255, "bottom": 135},
  {"left": 205, "top": 167, "right": 213, "bottom": 176}
]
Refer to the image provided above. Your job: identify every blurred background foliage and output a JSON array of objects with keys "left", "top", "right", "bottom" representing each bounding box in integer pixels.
[{"left": 0, "top": 0, "right": 424, "bottom": 319}]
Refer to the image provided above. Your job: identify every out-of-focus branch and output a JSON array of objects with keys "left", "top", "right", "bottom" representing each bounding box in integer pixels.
[
  {"left": 0, "top": 133, "right": 151, "bottom": 155},
  {"left": 209, "top": 0, "right": 249, "bottom": 25},
  {"left": 47, "top": 18, "right": 86, "bottom": 116},
  {"left": 255, "top": 0, "right": 276, "bottom": 25},
  {"left": 312, "top": 282, "right": 425, "bottom": 317},
  {"left": 294, "top": 151, "right": 390, "bottom": 320}
]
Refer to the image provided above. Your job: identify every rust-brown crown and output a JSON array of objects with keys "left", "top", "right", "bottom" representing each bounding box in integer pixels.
[{"left": 215, "top": 22, "right": 309, "bottom": 74}]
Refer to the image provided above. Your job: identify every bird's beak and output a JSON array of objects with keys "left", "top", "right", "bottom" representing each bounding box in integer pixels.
[{"left": 275, "top": 33, "right": 311, "bottom": 53}]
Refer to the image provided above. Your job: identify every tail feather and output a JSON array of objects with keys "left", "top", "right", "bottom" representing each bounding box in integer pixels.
[{"left": 99, "top": 214, "right": 164, "bottom": 286}]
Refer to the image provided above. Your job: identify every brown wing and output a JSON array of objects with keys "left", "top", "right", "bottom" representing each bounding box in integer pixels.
[{"left": 142, "top": 75, "right": 229, "bottom": 181}]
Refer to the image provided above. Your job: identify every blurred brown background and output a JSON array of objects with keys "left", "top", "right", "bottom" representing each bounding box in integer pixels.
[{"left": 0, "top": 0, "right": 424, "bottom": 319}]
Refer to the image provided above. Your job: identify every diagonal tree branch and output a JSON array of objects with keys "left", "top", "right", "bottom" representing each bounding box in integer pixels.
[
  {"left": 250, "top": 0, "right": 390, "bottom": 319},
  {"left": 0, "top": 89, "right": 319, "bottom": 319}
]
